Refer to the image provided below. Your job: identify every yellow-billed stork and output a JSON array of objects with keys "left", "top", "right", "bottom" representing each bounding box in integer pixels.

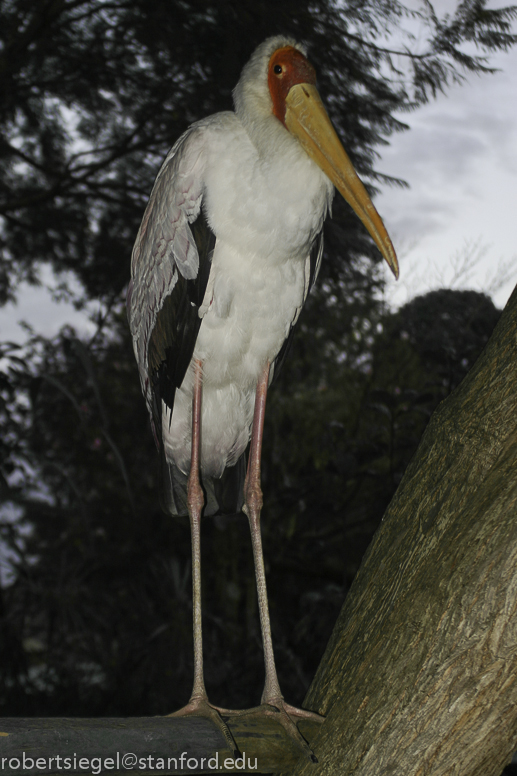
[{"left": 128, "top": 35, "right": 398, "bottom": 759}]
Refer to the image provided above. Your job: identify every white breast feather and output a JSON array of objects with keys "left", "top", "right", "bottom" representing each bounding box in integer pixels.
[{"left": 157, "top": 112, "right": 333, "bottom": 476}]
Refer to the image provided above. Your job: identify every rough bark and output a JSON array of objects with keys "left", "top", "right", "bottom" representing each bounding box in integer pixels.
[{"left": 289, "top": 284, "right": 517, "bottom": 776}]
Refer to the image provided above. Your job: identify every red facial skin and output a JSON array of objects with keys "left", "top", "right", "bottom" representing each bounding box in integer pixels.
[{"left": 268, "top": 46, "right": 317, "bottom": 126}]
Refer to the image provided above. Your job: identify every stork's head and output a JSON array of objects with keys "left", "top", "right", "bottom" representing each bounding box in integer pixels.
[{"left": 234, "top": 37, "right": 398, "bottom": 279}]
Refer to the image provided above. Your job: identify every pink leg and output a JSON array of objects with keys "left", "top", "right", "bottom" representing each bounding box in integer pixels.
[
  {"left": 187, "top": 358, "right": 207, "bottom": 700},
  {"left": 243, "top": 362, "right": 324, "bottom": 762},
  {"left": 244, "top": 362, "right": 283, "bottom": 701},
  {"left": 169, "top": 360, "right": 238, "bottom": 754}
]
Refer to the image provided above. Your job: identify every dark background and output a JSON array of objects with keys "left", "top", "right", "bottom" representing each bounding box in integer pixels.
[{"left": 0, "top": 0, "right": 515, "bottom": 750}]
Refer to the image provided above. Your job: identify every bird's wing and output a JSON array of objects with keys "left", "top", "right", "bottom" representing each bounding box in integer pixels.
[
  {"left": 127, "top": 125, "right": 215, "bottom": 445},
  {"left": 270, "top": 230, "right": 324, "bottom": 384}
]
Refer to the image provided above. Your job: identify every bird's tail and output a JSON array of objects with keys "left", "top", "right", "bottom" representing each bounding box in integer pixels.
[{"left": 160, "top": 448, "right": 246, "bottom": 518}]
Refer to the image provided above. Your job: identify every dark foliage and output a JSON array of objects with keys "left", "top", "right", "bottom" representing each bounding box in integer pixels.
[
  {"left": 0, "top": 0, "right": 514, "bottom": 720},
  {"left": 0, "top": 289, "right": 502, "bottom": 715},
  {"left": 1, "top": 0, "right": 516, "bottom": 303}
]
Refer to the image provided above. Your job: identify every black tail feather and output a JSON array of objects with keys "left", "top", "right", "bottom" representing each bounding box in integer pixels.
[{"left": 160, "top": 447, "right": 246, "bottom": 518}]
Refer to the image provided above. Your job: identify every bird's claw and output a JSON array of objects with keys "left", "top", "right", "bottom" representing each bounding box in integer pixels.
[
  {"left": 226, "top": 699, "right": 324, "bottom": 763},
  {"left": 167, "top": 696, "right": 239, "bottom": 756},
  {"left": 264, "top": 699, "right": 324, "bottom": 762}
]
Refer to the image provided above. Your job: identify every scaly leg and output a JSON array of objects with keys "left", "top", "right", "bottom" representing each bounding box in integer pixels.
[
  {"left": 241, "top": 362, "right": 324, "bottom": 762},
  {"left": 168, "top": 360, "right": 238, "bottom": 755}
]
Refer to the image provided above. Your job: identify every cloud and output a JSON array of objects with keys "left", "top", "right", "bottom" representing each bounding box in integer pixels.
[{"left": 376, "top": 46, "right": 517, "bottom": 309}]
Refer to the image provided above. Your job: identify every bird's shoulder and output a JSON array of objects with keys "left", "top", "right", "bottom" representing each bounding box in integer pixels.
[
  {"left": 130, "top": 112, "right": 244, "bottom": 274},
  {"left": 127, "top": 118, "right": 226, "bottom": 419},
  {"left": 159, "top": 112, "right": 245, "bottom": 174}
]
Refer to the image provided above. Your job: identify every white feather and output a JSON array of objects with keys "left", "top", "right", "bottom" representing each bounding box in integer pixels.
[{"left": 129, "top": 36, "right": 334, "bottom": 478}]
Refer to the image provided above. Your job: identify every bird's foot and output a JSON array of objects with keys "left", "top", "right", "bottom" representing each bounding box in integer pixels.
[
  {"left": 167, "top": 696, "right": 239, "bottom": 756},
  {"left": 226, "top": 698, "right": 325, "bottom": 763}
]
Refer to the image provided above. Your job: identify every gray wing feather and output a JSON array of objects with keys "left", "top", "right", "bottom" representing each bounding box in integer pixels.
[{"left": 127, "top": 126, "right": 208, "bottom": 417}]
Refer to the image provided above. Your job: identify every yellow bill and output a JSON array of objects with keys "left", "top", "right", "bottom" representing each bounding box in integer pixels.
[{"left": 285, "top": 83, "right": 399, "bottom": 279}]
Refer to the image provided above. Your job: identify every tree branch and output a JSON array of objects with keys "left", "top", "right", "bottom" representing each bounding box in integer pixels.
[{"left": 0, "top": 715, "right": 321, "bottom": 774}]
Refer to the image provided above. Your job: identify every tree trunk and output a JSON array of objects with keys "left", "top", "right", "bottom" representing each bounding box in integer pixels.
[{"left": 289, "top": 285, "right": 517, "bottom": 776}]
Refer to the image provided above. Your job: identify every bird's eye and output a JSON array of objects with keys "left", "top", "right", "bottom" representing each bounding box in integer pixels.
[{"left": 274, "top": 64, "right": 283, "bottom": 75}]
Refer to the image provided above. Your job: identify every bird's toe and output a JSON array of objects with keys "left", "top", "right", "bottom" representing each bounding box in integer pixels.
[{"left": 167, "top": 696, "right": 239, "bottom": 756}]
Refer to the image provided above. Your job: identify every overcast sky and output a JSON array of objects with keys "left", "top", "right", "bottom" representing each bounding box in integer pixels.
[
  {"left": 1, "top": 8, "right": 516, "bottom": 343},
  {"left": 378, "top": 39, "right": 517, "bottom": 312}
]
